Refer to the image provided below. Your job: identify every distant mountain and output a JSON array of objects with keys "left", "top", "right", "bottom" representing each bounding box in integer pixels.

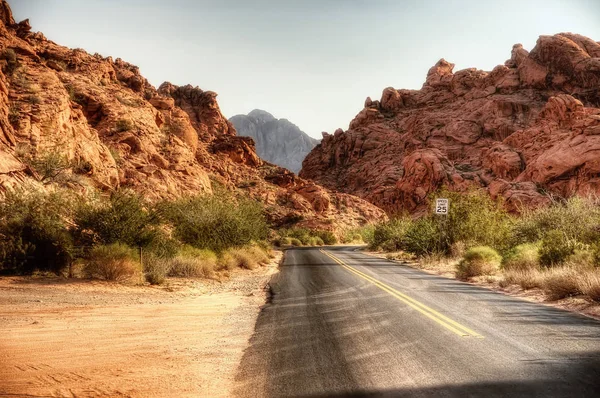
[{"left": 230, "top": 110, "right": 319, "bottom": 173}]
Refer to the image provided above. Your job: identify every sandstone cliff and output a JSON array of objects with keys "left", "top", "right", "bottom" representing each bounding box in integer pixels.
[
  {"left": 0, "top": 1, "right": 385, "bottom": 229},
  {"left": 301, "top": 33, "right": 600, "bottom": 214},
  {"left": 230, "top": 109, "right": 319, "bottom": 173}
]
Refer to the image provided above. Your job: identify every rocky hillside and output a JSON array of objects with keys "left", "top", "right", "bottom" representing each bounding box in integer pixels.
[
  {"left": 230, "top": 109, "right": 319, "bottom": 173},
  {"left": 0, "top": 1, "right": 385, "bottom": 230},
  {"left": 301, "top": 33, "right": 600, "bottom": 214}
]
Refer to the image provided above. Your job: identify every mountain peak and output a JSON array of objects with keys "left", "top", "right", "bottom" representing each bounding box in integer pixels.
[{"left": 230, "top": 111, "right": 319, "bottom": 173}]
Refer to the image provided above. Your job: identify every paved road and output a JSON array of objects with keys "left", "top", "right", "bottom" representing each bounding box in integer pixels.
[{"left": 234, "top": 247, "right": 600, "bottom": 397}]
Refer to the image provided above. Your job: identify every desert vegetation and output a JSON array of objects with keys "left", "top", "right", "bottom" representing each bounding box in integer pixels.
[
  {"left": 366, "top": 189, "right": 600, "bottom": 304},
  {"left": 274, "top": 228, "right": 337, "bottom": 247},
  {"left": 0, "top": 186, "right": 272, "bottom": 284}
]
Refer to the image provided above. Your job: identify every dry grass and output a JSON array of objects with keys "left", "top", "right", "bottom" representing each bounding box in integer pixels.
[
  {"left": 541, "top": 267, "right": 581, "bottom": 300},
  {"left": 578, "top": 271, "right": 600, "bottom": 302},
  {"left": 167, "top": 247, "right": 217, "bottom": 278},
  {"left": 216, "top": 252, "right": 238, "bottom": 271},
  {"left": 228, "top": 249, "right": 259, "bottom": 270},
  {"left": 500, "top": 269, "right": 544, "bottom": 290},
  {"left": 84, "top": 244, "right": 141, "bottom": 282}
]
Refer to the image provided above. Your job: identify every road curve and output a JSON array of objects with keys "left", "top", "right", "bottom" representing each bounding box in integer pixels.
[{"left": 234, "top": 246, "right": 600, "bottom": 397}]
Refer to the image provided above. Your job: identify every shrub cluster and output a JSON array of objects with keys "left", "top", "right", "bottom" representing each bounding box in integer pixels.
[
  {"left": 275, "top": 228, "right": 337, "bottom": 247},
  {"left": 367, "top": 190, "right": 600, "bottom": 302},
  {"left": 369, "top": 188, "right": 513, "bottom": 256},
  {"left": 0, "top": 187, "right": 271, "bottom": 284}
]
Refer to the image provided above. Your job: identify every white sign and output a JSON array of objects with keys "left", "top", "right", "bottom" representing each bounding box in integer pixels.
[{"left": 435, "top": 198, "right": 449, "bottom": 215}]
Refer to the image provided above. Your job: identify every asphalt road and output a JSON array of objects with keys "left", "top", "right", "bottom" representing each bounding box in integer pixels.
[{"left": 234, "top": 246, "right": 600, "bottom": 398}]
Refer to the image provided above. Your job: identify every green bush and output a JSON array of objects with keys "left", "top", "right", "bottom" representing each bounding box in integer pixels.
[
  {"left": 539, "top": 230, "right": 575, "bottom": 267},
  {"left": 314, "top": 230, "right": 337, "bottom": 245},
  {"left": 159, "top": 192, "right": 268, "bottom": 252},
  {"left": 456, "top": 246, "right": 501, "bottom": 280},
  {"left": 84, "top": 243, "right": 141, "bottom": 281},
  {"left": 502, "top": 243, "right": 540, "bottom": 271},
  {"left": 435, "top": 188, "right": 513, "bottom": 252},
  {"left": 0, "top": 189, "right": 74, "bottom": 274},
  {"left": 372, "top": 218, "right": 411, "bottom": 251},
  {"left": 514, "top": 197, "right": 600, "bottom": 246},
  {"left": 290, "top": 238, "right": 302, "bottom": 247},
  {"left": 74, "top": 190, "right": 159, "bottom": 247},
  {"left": 403, "top": 217, "right": 440, "bottom": 256}
]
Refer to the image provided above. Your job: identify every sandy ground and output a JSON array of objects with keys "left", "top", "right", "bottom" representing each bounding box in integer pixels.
[
  {"left": 0, "top": 251, "right": 282, "bottom": 398},
  {"left": 366, "top": 250, "right": 600, "bottom": 320}
]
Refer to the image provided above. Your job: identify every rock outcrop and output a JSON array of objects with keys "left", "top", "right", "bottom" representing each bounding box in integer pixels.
[
  {"left": 230, "top": 109, "right": 319, "bottom": 173},
  {"left": 301, "top": 33, "right": 600, "bottom": 213},
  {"left": 0, "top": 0, "right": 385, "bottom": 230}
]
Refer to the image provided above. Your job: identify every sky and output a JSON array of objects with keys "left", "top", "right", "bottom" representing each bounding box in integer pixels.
[{"left": 10, "top": 0, "right": 600, "bottom": 139}]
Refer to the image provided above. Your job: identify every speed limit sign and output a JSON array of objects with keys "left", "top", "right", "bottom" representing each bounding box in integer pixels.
[{"left": 435, "top": 198, "right": 449, "bottom": 215}]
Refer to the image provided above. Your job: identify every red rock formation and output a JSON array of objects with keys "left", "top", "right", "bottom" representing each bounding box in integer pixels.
[
  {"left": 301, "top": 33, "right": 600, "bottom": 213},
  {"left": 0, "top": 0, "right": 385, "bottom": 229}
]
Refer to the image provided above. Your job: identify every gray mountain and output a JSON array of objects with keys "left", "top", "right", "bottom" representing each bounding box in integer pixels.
[{"left": 230, "top": 109, "right": 320, "bottom": 173}]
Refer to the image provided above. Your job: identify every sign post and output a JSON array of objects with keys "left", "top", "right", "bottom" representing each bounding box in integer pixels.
[
  {"left": 435, "top": 198, "right": 449, "bottom": 215},
  {"left": 435, "top": 198, "right": 449, "bottom": 252}
]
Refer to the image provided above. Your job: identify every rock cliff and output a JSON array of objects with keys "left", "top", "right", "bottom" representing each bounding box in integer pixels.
[
  {"left": 0, "top": 1, "right": 385, "bottom": 229},
  {"left": 230, "top": 109, "right": 319, "bottom": 173},
  {"left": 300, "top": 33, "right": 600, "bottom": 214}
]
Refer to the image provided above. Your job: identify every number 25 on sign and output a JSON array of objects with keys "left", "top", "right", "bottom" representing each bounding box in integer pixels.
[{"left": 435, "top": 198, "right": 449, "bottom": 215}]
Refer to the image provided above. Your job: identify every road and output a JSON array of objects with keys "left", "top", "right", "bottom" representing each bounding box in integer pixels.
[{"left": 234, "top": 246, "right": 600, "bottom": 398}]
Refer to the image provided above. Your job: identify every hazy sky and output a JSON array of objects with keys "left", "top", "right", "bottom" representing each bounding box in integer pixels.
[{"left": 11, "top": 0, "right": 600, "bottom": 138}]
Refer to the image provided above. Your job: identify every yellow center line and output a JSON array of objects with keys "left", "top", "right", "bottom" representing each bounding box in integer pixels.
[{"left": 320, "top": 249, "right": 484, "bottom": 339}]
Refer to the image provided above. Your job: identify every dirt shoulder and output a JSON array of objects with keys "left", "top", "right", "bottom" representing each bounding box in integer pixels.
[
  {"left": 0, "top": 251, "right": 282, "bottom": 398},
  {"left": 364, "top": 250, "right": 600, "bottom": 321}
]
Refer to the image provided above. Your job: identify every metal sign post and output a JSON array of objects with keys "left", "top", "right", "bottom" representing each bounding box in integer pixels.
[{"left": 435, "top": 198, "right": 449, "bottom": 252}]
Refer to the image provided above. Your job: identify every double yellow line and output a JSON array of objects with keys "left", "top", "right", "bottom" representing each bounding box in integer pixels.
[{"left": 319, "top": 249, "right": 483, "bottom": 339}]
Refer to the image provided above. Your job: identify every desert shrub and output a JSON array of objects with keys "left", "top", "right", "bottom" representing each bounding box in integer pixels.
[
  {"left": 449, "top": 241, "right": 467, "bottom": 258},
  {"left": 159, "top": 192, "right": 268, "bottom": 252},
  {"left": 228, "top": 248, "right": 259, "bottom": 270},
  {"left": 246, "top": 245, "right": 270, "bottom": 265},
  {"left": 456, "top": 246, "right": 501, "bottom": 280},
  {"left": 371, "top": 218, "right": 411, "bottom": 251},
  {"left": 274, "top": 236, "right": 292, "bottom": 247},
  {"left": 217, "top": 251, "right": 238, "bottom": 271},
  {"left": 434, "top": 188, "right": 514, "bottom": 252},
  {"left": 0, "top": 189, "right": 74, "bottom": 274},
  {"left": 168, "top": 246, "right": 217, "bottom": 278},
  {"left": 578, "top": 271, "right": 600, "bottom": 302},
  {"left": 281, "top": 228, "right": 311, "bottom": 245},
  {"left": 539, "top": 230, "right": 575, "bottom": 267},
  {"left": 74, "top": 190, "right": 159, "bottom": 248},
  {"left": 1, "top": 48, "right": 19, "bottom": 75},
  {"left": 24, "top": 149, "right": 70, "bottom": 183},
  {"left": 541, "top": 267, "right": 581, "bottom": 300},
  {"left": 144, "top": 230, "right": 180, "bottom": 259},
  {"left": 115, "top": 119, "right": 134, "bottom": 132},
  {"left": 514, "top": 196, "right": 600, "bottom": 245},
  {"left": 142, "top": 254, "right": 171, "bottom": 285},
  {"left": 501, "top": 269, "right": 543, "bottom": 290},
  {"left": 565, "top": 249, "right": 596, "bottom": 270},
  {"left": 289, "top": 238, "right": 302, "bottom": 247},
  {"left": 502, "top": 243, "right": 540, "bottom": 271},
  {"left": 84, "top": 243, "right": 141, "bottom": 281},
  {"left": 313, "top": 230, "right": 337, "bottom": 245},
  {"left": 403, "top": 217, "right": 440, "bottom": 256}
]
